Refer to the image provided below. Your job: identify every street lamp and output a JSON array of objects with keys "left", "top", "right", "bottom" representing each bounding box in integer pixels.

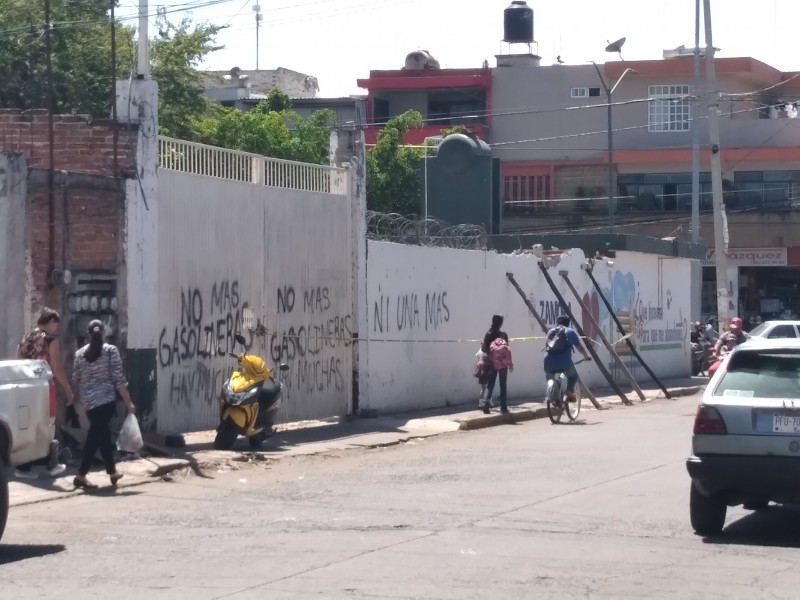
[{"left": 590, "top": 61, "right": 638, "bottom": 232}]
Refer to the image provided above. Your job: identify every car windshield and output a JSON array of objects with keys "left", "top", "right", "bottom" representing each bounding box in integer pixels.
[
  {"left": 749, "top": 323, "right": 770, "bottom": 336},
  {"left": 714, "top": 350, "right": 800, "bottom": 399}
]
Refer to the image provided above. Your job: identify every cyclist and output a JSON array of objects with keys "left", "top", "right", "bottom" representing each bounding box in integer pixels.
[{"left": 543, "top": 315, "right": 590, "bottom": 402}]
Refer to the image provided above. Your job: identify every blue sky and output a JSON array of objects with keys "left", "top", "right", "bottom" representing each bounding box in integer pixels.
[{"left": 118, "top": 0, "right": 799, "bottom": 97}]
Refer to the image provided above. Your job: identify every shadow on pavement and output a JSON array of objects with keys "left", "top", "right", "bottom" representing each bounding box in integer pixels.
[
  {"left": 703, "top": 505, "right": 800, "bottom": 548},
  {"left": 0, "top": 544, "right": 66, "bottom": 565}
]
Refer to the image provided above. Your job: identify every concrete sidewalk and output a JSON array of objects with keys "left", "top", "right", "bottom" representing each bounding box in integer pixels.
[{"left": 7, "top": 376, "right": 705, "bottom": 508}]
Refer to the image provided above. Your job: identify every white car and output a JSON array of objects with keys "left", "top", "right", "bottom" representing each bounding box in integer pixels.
[
  {"left": 0, "top": 359, "right": 58, "bottom": 541},
  {"left": 748, "top": 320, "right": 800, "bottom": 340},
  {"left": 686, "top": 338, "right": 800, "bottom": 535}
]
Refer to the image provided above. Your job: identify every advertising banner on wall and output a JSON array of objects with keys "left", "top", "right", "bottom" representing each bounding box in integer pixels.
[{"left": 701, "top": 248, "right": 788, "bottom": 267}]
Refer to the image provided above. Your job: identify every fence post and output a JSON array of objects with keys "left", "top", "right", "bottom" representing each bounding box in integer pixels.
[{"left": 251, "top": 156, "right": 265, "bottom": 185}]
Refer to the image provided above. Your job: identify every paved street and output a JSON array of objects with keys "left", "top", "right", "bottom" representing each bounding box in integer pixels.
[{"left": 3, "top": 394, "right": 799, "bottom": 599}]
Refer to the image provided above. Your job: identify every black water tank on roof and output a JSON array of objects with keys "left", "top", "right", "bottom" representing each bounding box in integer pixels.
[{"left": 503, "top": 1, "right": 534, "bottom": 44}]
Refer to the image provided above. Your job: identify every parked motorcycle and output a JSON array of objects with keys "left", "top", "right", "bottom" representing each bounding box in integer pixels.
[{"left": 214, "top": 334, "right": 289, "bottom": 450}]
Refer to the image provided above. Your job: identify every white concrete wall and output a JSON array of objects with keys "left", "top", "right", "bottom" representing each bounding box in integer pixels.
[
  {"left": 155, "top": 171, "right": 354, "bottom": 433},
  {"left": 360, "top": 242, "right": 693, "bottom": 414},
  {"left": 0, "top": 153, "right": 27, "bottom": 358}
]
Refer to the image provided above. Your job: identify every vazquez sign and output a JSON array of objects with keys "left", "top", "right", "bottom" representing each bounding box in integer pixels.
[{"left": 702, "top": 247, "right": 787, "bottom": 267}]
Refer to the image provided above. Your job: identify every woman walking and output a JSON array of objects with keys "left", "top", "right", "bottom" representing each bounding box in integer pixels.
[
  {"left": 72, "top": 320, "right": 135, "bottom": 489},
  {"left": 480, "top": 314, "right": 513, "bottom": 414}
]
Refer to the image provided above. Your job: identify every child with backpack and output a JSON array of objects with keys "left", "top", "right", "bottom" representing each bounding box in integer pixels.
[{"left": 479, "top": 314, "right": 514, "bottom": 414}]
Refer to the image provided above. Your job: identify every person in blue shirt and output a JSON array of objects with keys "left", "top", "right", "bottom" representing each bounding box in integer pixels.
[{"left": 543, "top": 315, "right": 590, "bottom": 402}]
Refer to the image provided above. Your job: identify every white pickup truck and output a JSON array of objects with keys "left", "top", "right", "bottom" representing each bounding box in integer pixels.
[{"left": 0, "top": 359, "right": 58, "bottom": 542}]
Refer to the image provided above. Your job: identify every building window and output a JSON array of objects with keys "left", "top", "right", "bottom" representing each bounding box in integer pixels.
[
  {"left": 503, "top": 172, "right": 552, "bottom": 214},
  {"left": 571, "top": 87, "right": 601, "bottom": 99},
  {"left": 648, "top": 84, "right": 691, "bottom": 132}
]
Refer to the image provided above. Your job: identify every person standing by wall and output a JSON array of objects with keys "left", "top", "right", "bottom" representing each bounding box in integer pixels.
[
  {"left": 72, "top": 320, "right": 135, "bottom": 489},
  {"left": 481, "top": 314, "right": 513, "bottom": 414},
  {"left": 14, "top": 307, "right": 72, "bottom": 479}
]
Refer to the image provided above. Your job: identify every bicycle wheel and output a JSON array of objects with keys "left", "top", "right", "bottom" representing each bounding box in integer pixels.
[
  {"left": 546, "top": 379, "right": 563, "bottom": 424},
  {"left": 565, "top": 382, "right": 582, "bottom": 421}
]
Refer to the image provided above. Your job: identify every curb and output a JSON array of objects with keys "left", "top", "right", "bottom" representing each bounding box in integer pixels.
[
  {"left": 658, "top": 385, "right": 704, "bottom": 399},
  {"left": 458, "top": 406, "right": 550, "bottom": 430}
]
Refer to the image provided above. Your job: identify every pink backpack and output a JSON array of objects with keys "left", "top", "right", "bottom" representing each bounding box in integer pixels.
[{"left": 489, "top": 337, "right": 513, "bottom": 370}]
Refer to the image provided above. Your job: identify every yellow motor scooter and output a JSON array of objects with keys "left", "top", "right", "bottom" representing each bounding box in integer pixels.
[{"left": 214, "top": 334, "right": 289, "bottom": 450}]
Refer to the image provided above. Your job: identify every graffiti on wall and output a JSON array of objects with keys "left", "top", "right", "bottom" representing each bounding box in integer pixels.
[
  {"left": 372, "top": 287, "right": 450, "bottom": 334},
  {"left": 158, "top": 279, "right": 251, "bottom": 407},
  {"left": 271, "top": 285, "right": 353, "bottom": 393}
]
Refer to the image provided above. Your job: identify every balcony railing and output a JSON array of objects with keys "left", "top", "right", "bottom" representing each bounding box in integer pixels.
[{"left": 158, "top": 136, "right": 348, "bottom": 195}]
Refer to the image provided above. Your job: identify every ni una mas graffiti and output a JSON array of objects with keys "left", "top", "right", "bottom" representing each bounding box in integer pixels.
[
  {"left": 271, "top": 285, "right": 353, "bottom": 393},
  {"left": 372, "top": 289, "right": 450, "bottom": 334}
]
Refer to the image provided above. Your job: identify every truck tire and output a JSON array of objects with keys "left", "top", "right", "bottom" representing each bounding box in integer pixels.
[
  {"left": 690, "top": 481, "right": 726, "bottom": 536},
  {"left": 0, "top": 454, "right": 8, "bottom": 542}
]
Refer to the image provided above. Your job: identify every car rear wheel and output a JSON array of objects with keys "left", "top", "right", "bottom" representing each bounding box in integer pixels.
[
  {"left": 0, "top": 454, "right": 8, "bottom": 542},
  {"left": 690, "top": 481, "right": 726, "bottom": 536}
]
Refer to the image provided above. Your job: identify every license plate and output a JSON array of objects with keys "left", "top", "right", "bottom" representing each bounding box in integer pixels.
[{"left": 773, "top": 414, "right": 800, "bottom": 433}]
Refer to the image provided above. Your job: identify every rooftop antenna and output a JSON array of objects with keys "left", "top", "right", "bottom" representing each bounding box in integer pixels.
[
  {"left": 605, "top": 37, "right": 627, "bottom": 60},
  {"left": 253, "top": 2, "right": 263, "bottom": 70}
]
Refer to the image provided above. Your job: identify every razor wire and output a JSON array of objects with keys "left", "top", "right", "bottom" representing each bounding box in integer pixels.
[{"left": 366, "top": 211, "right": 488, "bottom": 250}]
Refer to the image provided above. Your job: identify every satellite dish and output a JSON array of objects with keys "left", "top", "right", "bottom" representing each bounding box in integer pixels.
[{"left": 605, "top": 37, "right": 627, "bottom": 60}]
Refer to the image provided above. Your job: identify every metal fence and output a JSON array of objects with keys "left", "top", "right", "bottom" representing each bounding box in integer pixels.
[
  {"left": 366, "top": 211, "right": 488, "bottom": 250},
  {"left": 158, "top": 136, "right": 348, "bottom": 195}
]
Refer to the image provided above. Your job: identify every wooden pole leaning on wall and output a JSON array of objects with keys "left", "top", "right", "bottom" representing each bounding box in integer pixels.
[
  {"left": 584, "top": 263, "right": 671, "bottom": 399},
  {"left": 536, "top": 261, "right": 633, "bottom": 406},
  {"left": 560, "top": 271, "right": 646, "bottom": 402},
  {"left": 506, "top": 272, "right": 603, "bottom": 410}
]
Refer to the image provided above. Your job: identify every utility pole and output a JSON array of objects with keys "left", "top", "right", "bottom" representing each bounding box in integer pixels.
[
  {"left": 590, "top": 63, "right": 637, "bottom": 233},
  {"left": 44, "top": 0, "right": 56, "bottom": 281},
  {"left": 691, "top": 0, "right": 701, "bottom": 245},
  {"left": 138, "top": 0, "right": 149, "bottom": 77},
  {"left": 254, "top": 3, "right": 263, "bottom": 70},
  {"left": 703, "top": 0, "right": 730, "bottom": 327}
]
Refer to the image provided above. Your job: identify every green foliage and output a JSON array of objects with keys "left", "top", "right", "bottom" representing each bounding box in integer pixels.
[
  {"left": 0, "top": 0, "right": 135, "bottom": 117},
  {"left": 367, "top": 110, "right": 424, "bottom": 214},
  {"left": 199, "top": 100, "right": 335, "bottom": 165},
  {"left": 0, "top": 3, "right": 333, "bottom": 165},
  {"left": 440, "top": 125, "right": 472, "bottom": 138},
  {"left": 151, "top": 16, "right": 222, "bottom": 140}
]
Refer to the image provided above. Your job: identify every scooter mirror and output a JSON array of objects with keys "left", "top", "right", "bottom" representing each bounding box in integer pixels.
[
  {"left": 279, "top": 363, "right": 290, "bottom": 372},
  {"left": 217, "top": 346, "right": 225, "bottom": 356},
  {"left": 234, "top": 334, "right": 247, "bottom": 346}
]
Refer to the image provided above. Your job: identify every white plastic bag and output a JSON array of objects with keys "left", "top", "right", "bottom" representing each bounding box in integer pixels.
[{"left": 117, "top": 413, "right": 144, "bottom": 453}]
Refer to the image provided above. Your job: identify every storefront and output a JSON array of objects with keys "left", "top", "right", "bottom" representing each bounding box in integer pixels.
[{"left": 702, "top": 247, "right": 800, "bottom": 329}]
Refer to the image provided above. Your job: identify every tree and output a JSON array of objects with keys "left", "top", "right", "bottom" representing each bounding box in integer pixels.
[
  {"left": 366, "top": 110, "right": 424, "bottom": 214},
  {"left": 0, "top": 0, "right": 135, "bottom": 117},
  {"left": 197, "top": 91, "right": 335, "bottom": 165},
  {"left": 439, "top": 125, "right": 473, "bottom": 138},
  {"left": 151, "top": 16, "right": 222, "bottom": 140}
]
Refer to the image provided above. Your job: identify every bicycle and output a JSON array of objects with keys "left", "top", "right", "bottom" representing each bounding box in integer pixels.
[{"left": 546, "top": 358, "right": 591, "bottom": 424}]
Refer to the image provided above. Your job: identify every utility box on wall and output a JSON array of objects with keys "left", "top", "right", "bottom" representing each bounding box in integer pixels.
[
  {"left": 66, "top": 272, "right": 119, "bottom": 347},
  {"left": 424, "top": 134, "right": 501, "bottom": 234}
]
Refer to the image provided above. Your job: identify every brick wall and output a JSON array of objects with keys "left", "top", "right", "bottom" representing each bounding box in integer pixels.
[
  {"left": 0, "top": 109, "right": 132, "bottom": 338},
  {"left": 0, "top": 109, "right": 135, "bottom": 176},
  {"left": 28, "top": 175, "right": 123, "bottom": 314}
]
